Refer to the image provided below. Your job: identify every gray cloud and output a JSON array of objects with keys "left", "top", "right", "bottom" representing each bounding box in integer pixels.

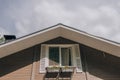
[{"left": 0, "top": 0, "right": 120, "bottom": 42}]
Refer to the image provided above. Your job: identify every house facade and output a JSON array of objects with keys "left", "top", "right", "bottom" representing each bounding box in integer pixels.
[{"left": 0, "top": 24, "right": 120, "bottom": 80}]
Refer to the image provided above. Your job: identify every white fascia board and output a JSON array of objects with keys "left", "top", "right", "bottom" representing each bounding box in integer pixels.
[
  {"left": 60, "top": 26, "right": 120, "bottom": 57},
  {"left": 0, "top": 24, "right": 120, "bottom": 58},
  {"left": 60, "top": 25, "right": 120, "bottom": 47},
  {"left": 0, "top": 26, "right": 61, "bottom": 48},
  {"left": 0, "top": 26, "right": 61, "bottom": 58}
]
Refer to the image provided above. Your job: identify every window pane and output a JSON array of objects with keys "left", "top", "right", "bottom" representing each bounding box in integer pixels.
[
  {"left": 61, "top": 48, "right": 72, "bottom": 66},
  {"left": 49, "top": 47, "right": 59, "bottom": 66}
]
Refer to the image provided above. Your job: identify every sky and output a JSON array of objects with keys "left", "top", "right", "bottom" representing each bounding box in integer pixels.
[{"left": 0, "top": 0, "right": 120, "bottom": 43}]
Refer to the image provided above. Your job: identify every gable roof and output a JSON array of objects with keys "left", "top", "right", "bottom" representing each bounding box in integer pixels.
[{"left": 0, "top": 23, "right": 120, "bottom": 58}]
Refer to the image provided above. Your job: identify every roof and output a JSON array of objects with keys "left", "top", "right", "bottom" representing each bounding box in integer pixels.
[{"left": 0, "top": 23, "right": 120, "bottom": 58}]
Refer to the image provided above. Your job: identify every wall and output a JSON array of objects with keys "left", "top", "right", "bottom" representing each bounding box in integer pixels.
[
  {"left": 0, "top": 37, "right": 120, "bottom": 80},
  {"left": 81, "top": 45, "right": 120, "bottom": 80},
  {"left": 0, "top": 47, "right": 34, "bottom": 80},
  {"left": 34, "top": 37, "right": 86, "bottom": 80}
]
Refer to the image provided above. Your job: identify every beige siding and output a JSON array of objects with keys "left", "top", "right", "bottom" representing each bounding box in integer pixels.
[
  {"left": 0, "top": 37, "right": 120, "bottom": 80},
  {"left": 81, "top": 45, "right": 120, "bottom": 80},
  {"left": 0, "top": 47, "right": 34, "bottom": 80},
  {"left": 34, "top": 56, "right": 86, "bottom": 80}
]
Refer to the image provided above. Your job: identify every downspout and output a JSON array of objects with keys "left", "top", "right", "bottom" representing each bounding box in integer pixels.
[
  {"left": 30, "top": 47, "right": 37, "bottom": 80},
  {"left": 84, "top": 52, "right": 88, "bottom": 80},
  {"left": 81, "top": 46, "right": 88, "bottom": 80}
]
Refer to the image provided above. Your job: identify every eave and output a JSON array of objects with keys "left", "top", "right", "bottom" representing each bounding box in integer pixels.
[{"left": 0, "top": 24, "right": 119, "bottom": 58}]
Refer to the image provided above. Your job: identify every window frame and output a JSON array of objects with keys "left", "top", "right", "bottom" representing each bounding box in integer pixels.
[
  {"left": 40, "top": 44, "right": 83, "bottom": 73},
  {"left": 48, "top": 45, "right": 73, "bottom": 66}
]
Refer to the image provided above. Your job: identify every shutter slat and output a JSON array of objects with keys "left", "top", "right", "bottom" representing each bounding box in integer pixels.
[
  {"left": 40, "top": 45, "right": 46, "bottom": 73},
  {"left": 74, "top": 45, "right": 82, "bottom": 72}
]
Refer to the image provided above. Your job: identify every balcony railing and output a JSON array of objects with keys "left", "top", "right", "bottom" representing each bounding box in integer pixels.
[{"left": 44, "top": 66, "right": 75, "bottom": 80}]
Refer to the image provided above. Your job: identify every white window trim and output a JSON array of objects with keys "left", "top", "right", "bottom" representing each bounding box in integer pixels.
[{"left": 40, "top": 44, "right": 83, "bottom": 73}]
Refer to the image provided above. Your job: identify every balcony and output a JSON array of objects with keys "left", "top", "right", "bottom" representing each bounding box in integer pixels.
[{"left": 44, "top": 66, "right": 75, "bottom": 80}]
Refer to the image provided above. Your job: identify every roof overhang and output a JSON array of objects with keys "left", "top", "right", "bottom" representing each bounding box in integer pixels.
[{"left": 0, "top": 24, "right": 120, "bottom": 58}]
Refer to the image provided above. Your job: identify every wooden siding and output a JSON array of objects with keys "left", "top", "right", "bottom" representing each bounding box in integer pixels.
[
  {"left": 0, "top": 47, "right": 34, "bottom": 80},
  {"left": 0, "top": 37, "right": 120, "bottom": 80},
  {"left": 34, "top": 44, "right": 86, "bottom": 80},
  {"left": 81, "top": 45, "right": 120, "bottom": 80}
]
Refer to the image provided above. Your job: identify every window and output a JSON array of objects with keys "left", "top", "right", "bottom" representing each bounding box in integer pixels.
[
  {"left": 49, "top": 47, "right": 72, "bottom": 66},
  {"left": 61, "top": 47, "right": 72, "bottom": 66},
  {"left": 49, "top": 47, "right": 59, "bottom": 66},
  {"left": 40, "top": 44, "right": 82, "bottom": 73}
]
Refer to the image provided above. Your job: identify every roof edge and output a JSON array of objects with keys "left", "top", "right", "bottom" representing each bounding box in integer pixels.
[{"left": 0, "top": 23, "right": 120, "bottom": 46}]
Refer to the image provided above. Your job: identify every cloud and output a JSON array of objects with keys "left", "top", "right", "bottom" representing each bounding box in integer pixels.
[
  {"left": 0, "top": 0, "right": 120, "bottom": 43},
  {"left": 91, "top": 24, "right": 110, "bottom": 35},
  {"left": 0, "top": 27, "right": 10, "bottom": 35}
]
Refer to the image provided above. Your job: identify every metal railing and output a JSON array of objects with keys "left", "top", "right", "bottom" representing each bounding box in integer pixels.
[{"left": 44, "top": 66, "right": 75, "bottom": 80}]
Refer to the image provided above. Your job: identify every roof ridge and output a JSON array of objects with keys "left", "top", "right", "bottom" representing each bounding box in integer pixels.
[{"left": 0, "top": 23, "right": 120, "bottom": 45}]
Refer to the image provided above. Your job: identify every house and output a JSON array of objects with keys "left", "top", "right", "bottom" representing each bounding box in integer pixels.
[{"left": 0, "top": 23, "right": 120, "bottom": 80}]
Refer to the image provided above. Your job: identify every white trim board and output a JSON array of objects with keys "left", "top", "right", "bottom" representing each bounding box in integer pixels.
[
  {"left": 40, "top": 44, "right": 82, "bottom": 73},
  {"left": 0, "top": 24, "right": 120, "bottom": 58}
]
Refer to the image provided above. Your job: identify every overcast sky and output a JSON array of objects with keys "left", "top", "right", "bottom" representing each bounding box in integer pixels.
[{"left": 0, "top": 0, "right": 120, "bottom": 43}]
